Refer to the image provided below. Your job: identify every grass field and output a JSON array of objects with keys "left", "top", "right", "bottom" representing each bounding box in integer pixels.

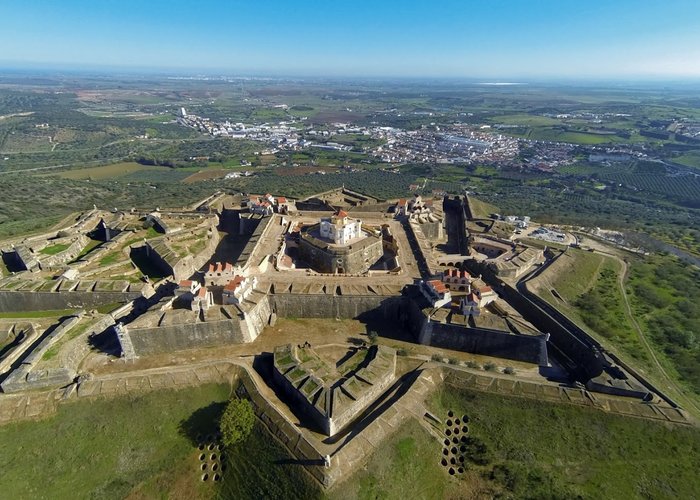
[
  {"left": 529, "top": 249, "right": 645, "bottom": 362},
  {"left": 467, "top": 195, "right": 499, "bottom": 219},
  {"left": 530, "top": 248, "right": 604, "bottom": 304},
  {"left": 0, "top": 384, "right": 234, "bottom": 499},
  {"left": 218, "top": 423, "right": 322, "bottom": 499},
  {"left": 330, "top": 420, "right": 460, "bottom": 500},
  {"left": 675, "top": 151, "right": 700, "bottom": 170},
  {"left": 491, "top": 114, "right": 562, "bottom": 127},
  {"left": 39, "top": 242, "right": 70, "bottom": 255},
  {"left": 526, "top": 128, "right": 617, "bottom": 144},
  {"left": 627, "top": 254, "right": 700, "bottom": 396},
  {"left": 429, "top": 386, "right": 700, "bottom": 499},
  {"left": 71, "top": 237, "right": 102, "bottom": 261},
  {"left": 0, "top": 309, "right": 76, "bottom": 319},
  {"left": 1, "top": 379, "right": 698, "bottom": 499},
  {"left": 56, "top": 162, "right": 173, "bottom": 180}
]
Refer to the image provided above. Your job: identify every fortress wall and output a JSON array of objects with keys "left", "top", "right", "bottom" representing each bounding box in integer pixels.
[
  {"left": 241, "top": 296, "right": 273, "bottom": 343},
  {"left": 424, "top": 322, "right": 548, "bottom": 365},
  {"left": 124, "top": 318, "right": 248, "bottom": 356},
  {"left": 39, "top": 234, "right": 90, "bottom": 268},
  {"left": 402, "top": 219, "right": 434, "bottom": 276},
  {"left": 330, "top": 353, "right": 397, "bottom": 434},
  {"left": 271, "top": 365, "right": 330, "bottom": 435},
  {"left": 442, "top": 196, "right": 471, "bottom": 256},
  {"left": 239, "top": 363, "right": 333, "bottom": 486},
  {"left": 505, "top": 282, "right": 603, "bottom": 377},
  {"left": 463, "top": 258, "right": 604, "bottom": 379},
  {"left": 0, "top": 291, "right": 142, "bottom": 312},
  {"left": 270, "top": 294, "right": 403, "bottom": 321},
  {"left": 414, "top": 220, "right": 443, "bottom": 240}
]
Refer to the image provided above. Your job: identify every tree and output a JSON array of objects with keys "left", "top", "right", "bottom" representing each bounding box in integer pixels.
[{"left": 220, "top": 397, "right": 255, "bottom": 448}]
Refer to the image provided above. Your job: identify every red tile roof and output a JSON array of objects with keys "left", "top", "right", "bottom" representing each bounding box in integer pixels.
[
  {"left": 336, "top": 209, "right": 349, "bottom": 218},
  {"left": 224, "top": 275, "right": 245, "bottom": 291},
  {"left": 277, "top": 197, "right": 287, "bottom": 203},
  {"left": 427, "top": 279, "right": 448, "bottom": 294},
  {"left": 179, "top": 280, "right": 193, "bottom": 287},
  {"left": 196, "top": 287, "right": 208, "bottom": 298}
]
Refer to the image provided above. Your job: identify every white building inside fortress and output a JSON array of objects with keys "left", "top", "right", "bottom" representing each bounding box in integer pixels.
[
  {"left": 320, "top": 210, "right": 363, "bottom": 245},
  {"left": 222, "top": 275, "right": 258, "bottom": 305}
]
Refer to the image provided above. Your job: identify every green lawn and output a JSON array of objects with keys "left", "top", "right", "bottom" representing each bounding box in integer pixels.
[
  {"left": 39, "top": 243, "right": 71, "bottom": 255},
  {"left": 428, "top": 386, "right": 700, "bottom": 499}
]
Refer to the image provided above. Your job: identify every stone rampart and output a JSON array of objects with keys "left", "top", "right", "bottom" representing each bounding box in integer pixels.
[
  {"left": 422, "top": 321, "right": 548, "bottom": 365},
  {"left": 270, "top": 293, "right": 403, "bottom": 321},
  {"left": 124, "top": 318, "right": 248, "bottom": 356},
  {"left": 0, "top": 290, "right": 142, "bottom": 312},
  {"left": 39, "top": 234, "right": 90, "bottom": 268}
]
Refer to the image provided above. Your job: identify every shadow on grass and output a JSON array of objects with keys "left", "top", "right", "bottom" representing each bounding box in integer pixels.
[{"left": 178, "top": 401, "right": 227, "bottom": 446}]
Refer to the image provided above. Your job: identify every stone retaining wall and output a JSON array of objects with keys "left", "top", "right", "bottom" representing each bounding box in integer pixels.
[{"left": 0, "top": 290, "right": 142, "bottom": 312}]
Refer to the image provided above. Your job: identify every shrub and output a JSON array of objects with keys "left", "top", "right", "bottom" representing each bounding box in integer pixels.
[
  {"left": 483, "top": 362, "right": 496, "bottom": 371},
  {"left": 220, "top": 397, "right": 255, "bottom": 448},
  {"left": 431, "top": 354, "right": 443, "bottom": 362},
  {"left": 465, "top": 360, "right": 479, "bottom": 369},
  {"left": 503, "top": 366, "right": 516, "bottom": 375},
  {"left": 396, "top": 348, "right": 408, "bottom": 356},
  {"left": 448, "top": 358, "right": 460, "bottom": 365},
  {"left": 367, "top": 331, "right": 379, "bottom": 344}
]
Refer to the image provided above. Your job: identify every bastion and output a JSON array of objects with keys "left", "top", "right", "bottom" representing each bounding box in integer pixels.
[{"left": 272, "top": 343, "right": 396, "bottom": 436}]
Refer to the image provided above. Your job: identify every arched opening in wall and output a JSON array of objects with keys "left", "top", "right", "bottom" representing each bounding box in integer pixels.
[{"left": 337, "top": 267, "right": 345, "bottom": 274}]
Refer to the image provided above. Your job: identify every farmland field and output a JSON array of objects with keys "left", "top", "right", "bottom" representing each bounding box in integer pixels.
[
  {"left": 675, "top": 151, "right": 700, "bottom": 170},
  {"left": 56, "top": 162, "right": 173, "bottom": 180}
]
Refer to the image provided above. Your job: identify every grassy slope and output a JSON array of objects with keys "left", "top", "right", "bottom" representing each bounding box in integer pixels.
[
  {"left": 217, "top": 424, "right": 321, "bottom": 499},
  {"left": 329, "top": 420, "right": 458, "bottom": 500},
  {"left": 530, "top": 250, "right": 644, "bottom": 360},
  {"left": 626, "top": 254, "right": 700, "bottom": 396},
  {"left": 430, "top": 386, "right": 700, "bottom": 499},
  {"left": 0, "top": 309, "right": 76, "bottom": 319},
  {"left": 0, "top": 384, "right": 233, "bottom": 499}
]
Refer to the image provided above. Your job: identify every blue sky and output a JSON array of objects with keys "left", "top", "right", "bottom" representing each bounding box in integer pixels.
[{"left": 1, "top": 0, "right": 699, "bottom": 78}]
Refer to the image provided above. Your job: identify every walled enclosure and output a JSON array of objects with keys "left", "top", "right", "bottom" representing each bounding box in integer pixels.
[{"left": 299, "top": 224, "right": 384, "bottom": 274}]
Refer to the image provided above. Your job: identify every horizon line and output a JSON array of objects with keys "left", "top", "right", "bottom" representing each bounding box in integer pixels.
[{"left": 2, "top": 60, "right": 700, "bottom": 84}]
